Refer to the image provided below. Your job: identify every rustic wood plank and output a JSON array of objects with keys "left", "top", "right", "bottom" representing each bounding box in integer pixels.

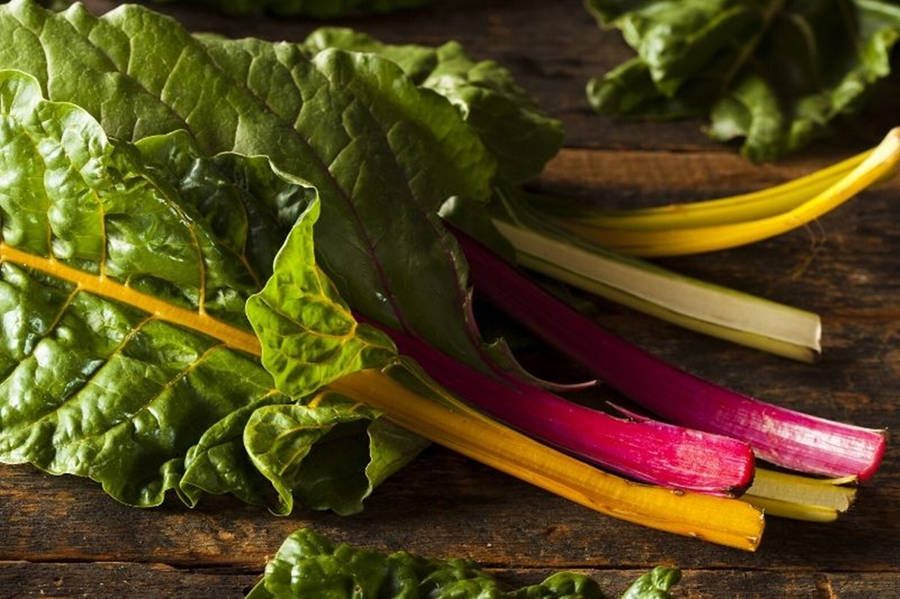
[
  {"left": 0, "top": 562, "right": 258, "bottom": 599},
  {"left": 0, "top": 455, "right": 896, "bottom": 571},
  {"left": 0, "top": 2, "right": 895, "bottom": 597},
  {"left": 2, "top": 562, "right": 898, "bottom": 599}
]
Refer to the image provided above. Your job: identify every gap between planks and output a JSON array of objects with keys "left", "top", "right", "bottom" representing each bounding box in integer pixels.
[{"left": 3, "top": 559, "right": 900, "bottom": 575}]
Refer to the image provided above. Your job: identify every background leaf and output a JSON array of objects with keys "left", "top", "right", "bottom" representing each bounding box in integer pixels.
[
  {"left": 587, "top": 0, "right": 900, "bottom": 160},
  {"left": 248, "top": 528, "right": 682, "bottom": 598}
]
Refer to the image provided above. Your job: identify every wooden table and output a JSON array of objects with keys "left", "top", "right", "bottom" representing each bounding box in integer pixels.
[{"left": 1, "top": 1, "right": 897, "bottom": 597}]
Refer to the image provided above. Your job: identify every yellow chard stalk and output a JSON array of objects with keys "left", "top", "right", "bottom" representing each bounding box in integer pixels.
[
  {"left": 557, "top": 128, "right": 900, "bottom": 257},
  {"left": 330, "top": 362, "right": 765, "bottom": 551},
  {"left": 571, "top": 150, "right": 870, "bottom": 231}
]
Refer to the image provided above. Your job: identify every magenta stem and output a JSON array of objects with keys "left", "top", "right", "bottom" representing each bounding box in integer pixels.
[
  {"left": 369, "top": 318, "right": 755, "bottom": 496},
  {"left": 456, "top": 230, "right": 885, "bottom": 481}
]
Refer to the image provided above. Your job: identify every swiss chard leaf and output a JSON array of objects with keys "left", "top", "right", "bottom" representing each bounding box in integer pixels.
[
  {"left": 247, "top": 528, "right": 681, "bottom": 599},
  {"left": 244, "top": 398, "right": 425, "bottom": 516},
  {"left": 301, "top": 27, "right": 565, "bottom": 184},
  {"left": 0, "top": 1, "right": 570, "bottom": 387},
  {"left": 180, "top": 395, "right": 284, "bottom": 507},
  {"left": 292, "top": 28, "right": 593, "bottom": 390},
  {"left": 0, "top": 68, "right": 422, "bottom": 513},
  {"left": 245, "top": 197, "right": 396, "bottom": 397},
  {"left": 587, "top": 0, "right": 900, "bottom": 160},
  {"left": 619, "top": 567, "right": 681, "bottom": 599},
  {"left": 0, "top": 0, "right": 502, "bottom": 375}
]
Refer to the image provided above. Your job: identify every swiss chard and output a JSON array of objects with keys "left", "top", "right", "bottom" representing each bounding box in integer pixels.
[
  {"left": 0, "top": 2, "right": 769, "bottom": 549},
  {"left": 0, "top": 1, "right": 878, "bottom": 547},
  {"left": 586, "top": 0, "right": 900, "bottom": 160}
]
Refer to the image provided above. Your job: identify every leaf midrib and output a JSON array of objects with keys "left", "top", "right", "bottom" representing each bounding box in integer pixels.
[{"left": 0, "top": 242, "right": 261, "bottom": 356}]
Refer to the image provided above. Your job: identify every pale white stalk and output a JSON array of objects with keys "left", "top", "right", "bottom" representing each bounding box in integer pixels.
[
  {"left": 492, "top": 214, "right": 821, "bottom": 362},
  {"left": 743, "top": 469, "right": 857, "bottom": 522}
]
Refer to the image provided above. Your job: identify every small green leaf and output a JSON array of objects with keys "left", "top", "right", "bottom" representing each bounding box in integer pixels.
[
  {"left": 244, "top": 396, "right": 427, "bottom": 516},
  {"left": 619, "top": 566, "right": 681, "bottom": 599},
  {"left": 180, "top": 396, "right": 282, "bottom": 507},
  {"left": 245, "top": 198, "right": 396, "bottom": 399}
]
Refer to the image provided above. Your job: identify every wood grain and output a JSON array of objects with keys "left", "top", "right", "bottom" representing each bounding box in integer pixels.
[
  {"left": 2, "top": 562, "right": 898, "bottom": 599},
  {"left": 2, "top": 0, "right": 898, "bottom": 597}
]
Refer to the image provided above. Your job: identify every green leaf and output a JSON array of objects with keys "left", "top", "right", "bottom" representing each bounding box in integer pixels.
[
  {"left": 619, "top": 567, "right": 681, "bottom": 599},
  {"left": 180, "top": 382, "right": 427, "bottom": 516},
  {"left": 587, "top": 0, "right": 900, "bottom": 160},
  {"left": 585, "top": 58, "right": 709, "bottom": 120},
  {"left": 180, "top": 396, "right": 281, "bottom": 507},
  {"left": 133, "top": 132, "right": 315, "bottom": 285},
  {"left": 244, "top": 396, "right": 427, "bottom": 516},
  {"left": 160, "top": 0, "right": 429, "bottom": 18},
  {"left": 0, "top": 0, "right": 513, "bottom": 377},
  {"left": 249, "top": 528, "right": 681, "bottom": 598},
  {"left": 239, "top": 163, "right": 428, "bottom": 516},
  {"left": 245, "top": 197, "right": 397, "bottom": 397},
  {"left": 243, "top": 204, "right": 424, "bottom": 515},
  {"left": 0, "top": 68, "right": 422, "bottom": 513},
  {"left": 0, "top": 68, "right": 281, "bottom": 505},
  {"left": 301, "top": 27, "right": 565, "bottom": 184}
]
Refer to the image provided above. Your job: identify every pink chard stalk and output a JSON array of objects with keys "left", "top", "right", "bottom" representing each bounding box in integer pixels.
[
  {"left": 368, "top": 320, "right": 756, "bottom": 496},
  {"left": 455, "top": 230, "right": 885, "bottom": 482}
]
